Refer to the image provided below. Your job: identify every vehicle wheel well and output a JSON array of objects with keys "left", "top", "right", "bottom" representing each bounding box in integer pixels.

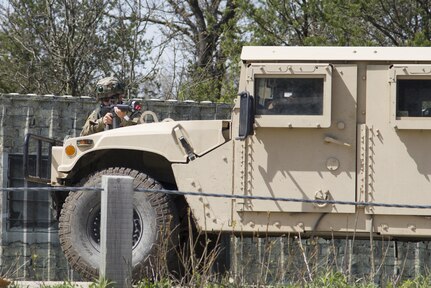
[
  {"left": 51, "top": 150, "right": 180, "bottom": 219},
  {"left": 66, "top": 149, "right": 177, "bottom": 188}
]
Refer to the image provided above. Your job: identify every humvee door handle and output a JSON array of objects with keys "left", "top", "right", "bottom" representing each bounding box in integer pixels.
[{"left": 324, "top": 136, "right": 351, "bottom": 147}]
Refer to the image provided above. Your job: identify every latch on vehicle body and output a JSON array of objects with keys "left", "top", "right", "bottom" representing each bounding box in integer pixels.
[{"left": 173, "top": 125, "right": 196, "bottom": 161}]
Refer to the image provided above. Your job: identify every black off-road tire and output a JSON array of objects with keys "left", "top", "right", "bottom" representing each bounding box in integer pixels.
[{"left": 58, "top": 167, "right": 179, "bottom": 281}]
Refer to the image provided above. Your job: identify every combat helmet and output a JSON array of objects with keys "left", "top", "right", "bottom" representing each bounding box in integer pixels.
[{"left": 95, "top": 76, "right": 125, "bottom": 100}]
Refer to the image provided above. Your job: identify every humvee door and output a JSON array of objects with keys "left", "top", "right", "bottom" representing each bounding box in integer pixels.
[
  {"left": 365, "top": 64, "right": 431, "bottom": 215},
  {"left": 237, "top": 63, "right": 357, "bottom": 214}
]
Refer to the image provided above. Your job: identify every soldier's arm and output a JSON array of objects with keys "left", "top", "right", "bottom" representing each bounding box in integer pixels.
[
  {"left": 119, "top": 110, "right": 142, "bottom": 127},
  {"left": 120, "top": 116, "right": 139, "bottom": 127},
  {"left": 80, "top": 111, "right": 106, "bottom": 136}
]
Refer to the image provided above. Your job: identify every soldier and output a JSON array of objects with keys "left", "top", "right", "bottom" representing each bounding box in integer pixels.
[{"left": 81, "top": 76, "right": 140, "bottom": 136}]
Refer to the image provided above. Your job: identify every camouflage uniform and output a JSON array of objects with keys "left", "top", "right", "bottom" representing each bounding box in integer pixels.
[{"left": 80, "top": 76, "right": 141, "bottom": 136}]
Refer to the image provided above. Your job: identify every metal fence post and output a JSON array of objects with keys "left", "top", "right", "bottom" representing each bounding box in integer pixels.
[{"left": 100, "top": 175, "right": 133, "bottom": 288}]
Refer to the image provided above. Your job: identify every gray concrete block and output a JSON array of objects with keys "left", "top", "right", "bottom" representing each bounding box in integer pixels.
[{"left": 100, "top": 176, "right": 133, "bottom": 288}]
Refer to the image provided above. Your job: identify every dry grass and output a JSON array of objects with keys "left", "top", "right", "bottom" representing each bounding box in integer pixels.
[
  {"left": 2, "top": 212, "right": 431, "bottom": 287},
  {"left": 126, "top": 208, "right": 429, "bottom": 287}
]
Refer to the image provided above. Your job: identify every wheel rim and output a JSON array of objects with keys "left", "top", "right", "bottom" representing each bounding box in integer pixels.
[{"left": 88, "top": 208, "right": 143, "bottom": 249}]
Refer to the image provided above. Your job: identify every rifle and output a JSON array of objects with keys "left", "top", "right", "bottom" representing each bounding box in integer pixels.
[{"left": 100, "top": 100, "right": 142, "bottom": 130}]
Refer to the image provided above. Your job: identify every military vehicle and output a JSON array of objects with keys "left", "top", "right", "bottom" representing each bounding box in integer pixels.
[{"left": 24, "top": 46, "right": 431, "bottom": 280}]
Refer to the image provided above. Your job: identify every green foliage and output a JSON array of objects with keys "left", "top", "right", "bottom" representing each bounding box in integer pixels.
[
  {"left": 407, "top": 32, "right": 431, "bottom": 47},
  {"left": 88, "top": 276, "right": 114, "bottom": 288},
  {"left": 298, "top": 271, "right": 377, "bottom": 288},
  {"left": 0, "top": 0, "right": 105, "bottom": 95},
  {"left": 125, "top": 274, "right": 431, "bottom": 287},
  {"left": 102, "top": 1, "right": 159, "bottom": 99},
  {"left": 178, "top": 68, "right": 222, "bottom": 103},
  {"left": 175, "top": 0, "right": 431, "bottom": 101},
  {"left": 0, "top": 0, "right": 156, "bottom": 96},
  {"left": 240, "top": 0, "right": 431, "bottom": 47},
  {"left": 0, "top": 32, "right": 23, "bottom": 93},
  {"left": 396, "top": 275, "right": 431, "bottom": 288},
  {"left": 154, "top": 0, "right": 242, "bottom": 102},
  {"left": 307, "top": 271, "right": 349, "bottom": 288},
  {"left": 40, "top": 281, "right": 80, "bottom": 288},
  {"left": 178, "top": 64, "right": 238, "bottom": 103},
  {"left": 240, "top": 0, "right": 329, "bottom": 46},
  {"left": 1, "top": 0, "right": 431, "bottom": 100},
  {"left": 7, "top": 274, "right": 431, "bottom": 287},
  {"left": 135, "top": 278, "right": 174, "bottom": 288}
]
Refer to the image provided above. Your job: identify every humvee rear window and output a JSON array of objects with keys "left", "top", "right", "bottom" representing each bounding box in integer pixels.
[
  {"left": 397, "top": 80, "right": 431, "bottom": 117},
  {"left": 254, "top": 78, "right": 324, "bottom": 115}
]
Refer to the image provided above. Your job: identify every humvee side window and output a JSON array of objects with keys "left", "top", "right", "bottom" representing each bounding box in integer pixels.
[
  {"left": 390, "top": 65, "right": 431, "bottom": 129},
  {"left": 255, "top": 77, "right": 324, "bottom": 116},
  {"left": 247, "top": 63, "right": 332, "bottom": 128},
  {"left": 396, "top": 80, "right": 431, "bottom": 117}
]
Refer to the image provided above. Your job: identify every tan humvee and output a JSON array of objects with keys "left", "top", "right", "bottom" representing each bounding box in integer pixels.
[{"left": 45, "top": 46, "right": 431, "bottom": 279}]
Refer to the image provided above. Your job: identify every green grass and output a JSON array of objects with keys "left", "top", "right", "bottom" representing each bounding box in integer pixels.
[{"left": 7, "top": 274, "right": 431, "bottom": 288}]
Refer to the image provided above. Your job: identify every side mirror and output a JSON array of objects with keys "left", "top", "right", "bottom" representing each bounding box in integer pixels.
[{"left": 237, "top": 91, "right": 255, "bottom": 140}]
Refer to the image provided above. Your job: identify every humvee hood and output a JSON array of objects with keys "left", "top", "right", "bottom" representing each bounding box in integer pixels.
[{"left": 58, "top": 120, "right": 230, "bottom": 172}]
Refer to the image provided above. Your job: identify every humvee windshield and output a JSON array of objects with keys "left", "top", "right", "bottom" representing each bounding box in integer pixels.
[
  {"left": 397, "top": 79, "right": 431, "bottom": 117},
  {"left": 254, "top": 77, "right": 324, "bottom": 115}
]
